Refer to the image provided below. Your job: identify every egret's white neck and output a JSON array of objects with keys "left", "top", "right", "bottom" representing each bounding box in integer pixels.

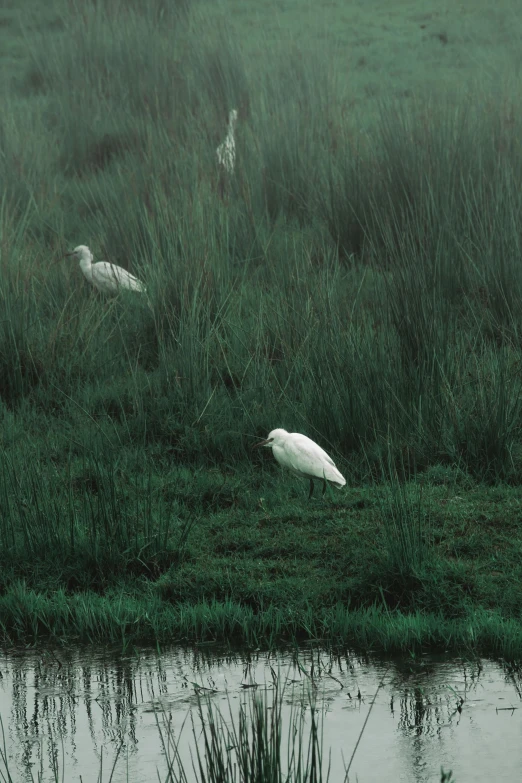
[{"left": 78, "top": 251, "right": 94, "bottom": 280}]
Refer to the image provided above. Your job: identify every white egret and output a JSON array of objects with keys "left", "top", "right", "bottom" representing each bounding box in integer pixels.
[
  {"left": 64, "top": 245, "right": 146, "bottom": 294},
  {"left": 253, "top": 428, "right": 346, "bottom": 499},
  {"left": 216, "top": 109, "right": 238, "bottom": 173}
]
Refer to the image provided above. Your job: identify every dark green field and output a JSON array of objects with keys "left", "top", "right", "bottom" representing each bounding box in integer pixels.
[{"left": 1, "top": 0, "right": 522, "bottom": 658}]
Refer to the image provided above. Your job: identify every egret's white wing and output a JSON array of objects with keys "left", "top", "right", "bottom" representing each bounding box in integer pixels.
[
  {"left": 217, "top": 139, "right": 235, "bottom": 172},
  {"left": 281, "top": 435, "right": 346, "bottom": 486},
  {"left": 92, "top": 262, "right": 145, "bottom": 293}
]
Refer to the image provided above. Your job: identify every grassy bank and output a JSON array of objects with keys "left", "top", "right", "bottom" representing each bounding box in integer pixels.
[
  {"left": 0, "top": 0, "right": 521, "bottom": 657},
  {"left": 1, "top": 455, "right": 522, "bottom": 659}
]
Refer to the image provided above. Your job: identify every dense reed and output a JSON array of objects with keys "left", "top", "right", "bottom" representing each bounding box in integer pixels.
[{"left": 2, "top": 0, "right": 522, "bottom": 478}]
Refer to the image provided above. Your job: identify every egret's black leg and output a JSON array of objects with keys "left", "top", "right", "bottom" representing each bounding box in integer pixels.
[
  {"left": 308, "top": 479, "right": 314, "bottom": 500},
  {"left": 322, "top": 479, "right": 327, "bottom": 497}
]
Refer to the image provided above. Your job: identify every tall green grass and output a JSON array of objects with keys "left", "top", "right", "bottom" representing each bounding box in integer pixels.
[
  {"left": 0, "top": 448, "right": 194, "bottom": 591},
  {"left": 2, "top": 0, "right": 522, "bottom": 479},
  {"left": 377, "top": 458, "right": 432, "bottom": 583}
]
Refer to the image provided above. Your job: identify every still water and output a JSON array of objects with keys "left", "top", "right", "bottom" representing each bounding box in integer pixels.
[{"left": 0, "top": 644, "right": 521, "bottom": 782}]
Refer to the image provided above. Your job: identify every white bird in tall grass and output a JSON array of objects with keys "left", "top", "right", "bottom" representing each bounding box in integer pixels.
[
  {"left": 253, "top": 428, "right": 346, "bottom": 499},
  {"left": 64, "top": 245, "right": 146, "bottom": 294},
  {"left": 216, "top": 109, "right": 238, "bottom": 173}
]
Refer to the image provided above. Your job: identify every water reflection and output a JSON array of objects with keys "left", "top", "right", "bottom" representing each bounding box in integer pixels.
[{"left": 0, "top": 645, "right": 521, "bottom": 781}]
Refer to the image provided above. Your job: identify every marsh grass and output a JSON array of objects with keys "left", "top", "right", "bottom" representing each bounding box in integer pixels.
[
  {"left": 0, "top": 449, "right": 193, "bottom": 594},
  {"left": 0, "top": 682, "right": 459, "bottom": 782},
  {"left": 377, "top": 457, "right": 432, "bottom": 583},
  {"left": 2, "top": 7, "right": 522, "bottom": 478},
  {"left": 159, "top": 678, "right": 331, "bottom": 783}
]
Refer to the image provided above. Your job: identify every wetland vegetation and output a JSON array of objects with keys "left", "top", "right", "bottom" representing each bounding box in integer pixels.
[
  {"left": 0, "top": 645, "right": 493, "bottom": 782},
  {"left": 0, "top": 0, "right": 522, "bottom": 660}
]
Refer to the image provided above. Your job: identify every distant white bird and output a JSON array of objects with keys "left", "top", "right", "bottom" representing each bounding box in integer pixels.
[
  {"left": 253, "top": 428, "right": 346, "bottom": 499},
  {"left": 64, "top": 245, "right": 146, "bottom": 294},
  {"left": 216, "top": 109, "right": 238, "bottom": 173}
]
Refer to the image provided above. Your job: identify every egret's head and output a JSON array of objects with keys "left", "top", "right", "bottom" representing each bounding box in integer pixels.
[
  {"left": 65, "top": 245, "right": 92, "bottom": 262},
  {"left": 252, "top": 428, "right": 288, "bottom": 449}
]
